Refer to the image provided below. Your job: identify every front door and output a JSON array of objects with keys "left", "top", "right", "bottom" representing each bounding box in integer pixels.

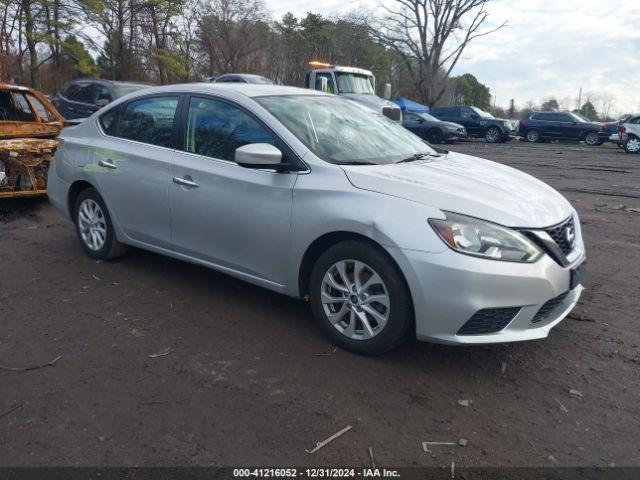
[
  {"left": 169, "top": 95, "right": 297, "bottom": 287},
  {"left": 91, "top": 94, "right": 179, "bottom": 249}
]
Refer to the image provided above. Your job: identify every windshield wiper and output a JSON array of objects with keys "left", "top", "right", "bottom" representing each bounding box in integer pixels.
[
  {"left": 396, "top": 152, "right": 443, "bottom": 163},
  {"left": 337, "top": 160, "right": 377, "bottom": 165}
]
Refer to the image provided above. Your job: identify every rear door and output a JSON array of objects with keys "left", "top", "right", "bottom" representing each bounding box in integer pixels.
[
  {"left": 91, "top": 94, "right": 180, "bottom": 249},
  {"left": 169, "top": 95, "right": 298, "bottom": 286}
]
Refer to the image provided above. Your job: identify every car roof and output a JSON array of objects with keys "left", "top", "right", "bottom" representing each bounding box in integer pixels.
[{"left": 118, "top": 82, "right": 327, "bottom": 99}]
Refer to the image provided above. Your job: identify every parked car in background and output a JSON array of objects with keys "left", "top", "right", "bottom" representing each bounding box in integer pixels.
[
  {"left": 619, "top": 114, "right": 640, "bottom": 154},
  {"left": 430, "top": 106, "right": 516, "bottom": 143},
  {"left": 394, "top": 97, "right": 466, "bottom": 143},
  {"left": 48, "top": 83, "right": 585, "bottom": 355},
  {"left": 0, "top": 83, "right": 64, "bottom": 198},
  {"left": 403, "top": 111, "right": 467, "bottom": 143},
  {"left": 52, "top": 79, "right": 151, "bottom": 119},
  {"left": 599, "top": 114, "right": 631, "bottom": 144},
  {"left": 211, "top": 73, "right": 274, "bottom": 84},
  {"left": 519, "top": 111, "right": 603, "bottom": 146}
]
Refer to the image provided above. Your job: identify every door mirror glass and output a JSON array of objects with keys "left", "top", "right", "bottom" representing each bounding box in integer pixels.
[
  {"left": 235, "top": 143, "right": 282, "bottom": 167},
  {"left": 96, "top": 98, "right": 110, "bottom": 107}
]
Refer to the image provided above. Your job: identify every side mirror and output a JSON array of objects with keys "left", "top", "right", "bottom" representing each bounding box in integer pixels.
[
  {"left": 235, "top": 143, "right": 301, "bottom": 172},
  {"left": 95, "top": 98, "right": 110, "bottom": 107},
  {"left": 383, "top": 83, "right": 391, "bottom": 100},
  {"left": 470, "top": 113, "right": 479, "bottom": 119}
]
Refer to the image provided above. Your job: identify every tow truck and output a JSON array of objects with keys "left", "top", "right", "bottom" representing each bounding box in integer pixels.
[{"left": 305, "top": 62, "right": 402, "bottom": 123}]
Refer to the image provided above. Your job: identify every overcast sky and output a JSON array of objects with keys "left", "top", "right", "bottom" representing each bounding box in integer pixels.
[{"left": 268, "top": 0, "right": 640, "bottom": 115}]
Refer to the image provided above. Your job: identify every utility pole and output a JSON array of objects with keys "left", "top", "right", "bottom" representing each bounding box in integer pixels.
[{"left": 577, "top": 87, "right": 582, "bottom": 111}]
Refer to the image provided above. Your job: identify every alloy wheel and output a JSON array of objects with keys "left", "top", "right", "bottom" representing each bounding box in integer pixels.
[
  {"left": 321, "top": 259, "right": 390, "bottom": 341},
  {"left": 78, "top": 198, "right": 107, "bottom": 251},
  {"left": 626, "top": 138, "right": 640, "bottom": 153},
  {"left": 585, "top": 132, "right": 599, "bottom": 146},
  {"left": 527, "top": 130, "right": 540, "bottom": 142},
  {"left": 486, "top": 128, "right": 500, "bottom": 143}
]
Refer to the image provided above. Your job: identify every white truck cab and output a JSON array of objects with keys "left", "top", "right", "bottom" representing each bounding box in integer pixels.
[{"left": 305, "top": 62, "right": 402, "bottom": 123}]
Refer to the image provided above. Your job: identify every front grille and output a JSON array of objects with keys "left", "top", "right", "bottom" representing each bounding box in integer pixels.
[
  {"left": 531, "top": 292, "right": 569, "bottom": 324},
  {"left": 545, "top": 217, "right": 575, "bottom": 256},
  {"left": 457, "top": 307, "right": 521, "bottom": 335},
  {"left": 382, "top": 106, "right": 401, "bottom": 121}
]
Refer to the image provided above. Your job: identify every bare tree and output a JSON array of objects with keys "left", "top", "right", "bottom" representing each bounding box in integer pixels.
[
  {"left": 196, "top": 0, "right": 269, "bottom": 76},
  {"left": 365, "top": 0, "right": 506, "bottom": 106}
]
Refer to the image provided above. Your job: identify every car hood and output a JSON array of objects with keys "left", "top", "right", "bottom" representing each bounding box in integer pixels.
[
  {"left": 442, "top": 121, "right": 464, "bottom": 129},
  {"left": 341, "top": 152, "right": 573, "bottom": 228}
]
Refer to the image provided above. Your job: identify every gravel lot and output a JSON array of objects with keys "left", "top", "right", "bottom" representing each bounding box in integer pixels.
[{"left": 1, "top": 140, "right": 639, "bottom": 467}]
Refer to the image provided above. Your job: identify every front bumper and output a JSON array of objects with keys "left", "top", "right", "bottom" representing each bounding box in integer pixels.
[
  {"left": 444, "top": 129, "right": 467, "bottom": 141},
  {"left": 389, "top": 244, "right": 585, "bottom": 345}
]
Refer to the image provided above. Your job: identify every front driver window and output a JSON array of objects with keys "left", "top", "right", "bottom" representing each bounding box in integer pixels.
[{"left": 185, "top": 97, "right": 275, "bottom": 162}]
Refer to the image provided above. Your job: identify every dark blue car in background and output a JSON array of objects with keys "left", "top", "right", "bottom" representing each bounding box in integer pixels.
[{"left": 394, "top": 97, "right": 466, "bottom": 144}]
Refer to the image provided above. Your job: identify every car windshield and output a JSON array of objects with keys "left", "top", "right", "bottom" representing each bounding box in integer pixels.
[
  {"left": 470, "top": 107, "right": 494, "bottom": 119},
  {"left": 257, "top": 95, "right": 436, "bottom": 165},
  {"left": 245, "top": 75, "right": 273, "bottom": 85},
  {"left": 113, "top": 83, "right": 150, "bottom": 98},
  {"left": 336, "top": 73, "right": 375, "bottom": 95},
  {"left": 415, "top": 112, "right": 439, "bottom": 122}
]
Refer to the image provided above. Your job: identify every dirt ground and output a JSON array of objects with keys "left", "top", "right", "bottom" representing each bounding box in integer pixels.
[{"left": 1, "top": 140, "right": 639, "bottom": 468}]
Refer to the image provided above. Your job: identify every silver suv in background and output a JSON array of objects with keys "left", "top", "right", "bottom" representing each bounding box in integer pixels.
[
  {"left": 618, "top": 114, "right": 640, "bottom": 154},
  {"left": 48, "top": 84, "right": 585, "bottom": 355}
]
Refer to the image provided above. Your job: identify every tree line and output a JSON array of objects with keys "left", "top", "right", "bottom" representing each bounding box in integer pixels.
[{"left": 1, "top": 0, "right": 505, "bottom": 106}]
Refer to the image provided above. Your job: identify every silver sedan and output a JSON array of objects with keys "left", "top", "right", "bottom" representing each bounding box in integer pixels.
[{"left": 47, "top": 84, "right": 586, "bottom": 355}]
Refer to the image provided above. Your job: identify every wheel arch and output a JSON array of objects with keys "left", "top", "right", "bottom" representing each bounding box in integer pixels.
[
  {"left": 297, "top": 231, "right": 408, "bottom": 300},
  {"left": 67, "top": 180, "right": 96, "bottom": 216}
]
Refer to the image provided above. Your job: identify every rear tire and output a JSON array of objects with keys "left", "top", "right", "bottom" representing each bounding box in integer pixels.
[
  {"left": 73, "top": 188, "right": 128, "bottom": 260},
  {"left": 526, "top": 129, "right": 541, "bottom": 143},
  {"left": 624, "top": 136, "right": 640, "bottom": 154},
  {"left": 309, "top": 240, "right": 412, "bottom": 356},
  {"left": 485, "top": 126, "right": 501, "bottom": 143}
]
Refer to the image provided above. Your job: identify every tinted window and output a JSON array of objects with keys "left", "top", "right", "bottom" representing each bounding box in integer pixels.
[
  {"left": 99, "top": 108, "right": 119, "bottom": 135},
  {"left": 216, "top": 76, "right": 242, "bottom": 83},
  {"left": 460, "top": 108, "right": 474, "bottom": 119},
  {"left": 630, "top": 116, "right": 640, "bottom": 124},
  {"left": 116, "top": 96, "right": 179, "bottom": 147},
  {"left": 533, "top": 113, "right": 555, "bottom": 121},
  {"left": 185, "top": 97, "right": 275, "bottom": 161}
]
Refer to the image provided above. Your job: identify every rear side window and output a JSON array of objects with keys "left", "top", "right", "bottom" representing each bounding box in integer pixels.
[
  {"left": 0, "top": 91, "right": 34, "bottom": 121},
  {"left": 184, "top": 96, "right": 275, "bottom": 161},
  {"left": 13, "top": 93, "right": 35, "bottom": 121},
  {"left": 100, "top": 96, "right": 179, "bottom": 147},
  {"left": 99, "top": 108, "right": 119, "bottom": 135},
  {"left": 26, "top": 94, "right": 57, "bottom": 121}
]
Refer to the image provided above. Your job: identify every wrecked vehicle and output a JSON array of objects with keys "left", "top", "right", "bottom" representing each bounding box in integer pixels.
[{"left": 0, "top": 84, "right": 64, "bottom": 198}]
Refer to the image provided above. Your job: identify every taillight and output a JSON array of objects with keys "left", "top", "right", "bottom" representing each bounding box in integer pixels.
[
  {"left": 519, "top": 119, "right": 527, "bottom": 126},
  {"left": 618, "top": 125, "right": 625, "bottom": 134}
]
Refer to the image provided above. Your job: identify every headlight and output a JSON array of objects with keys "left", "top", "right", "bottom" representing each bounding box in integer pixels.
[{"left": 429, "top": 212, "right": 541, "bottom": 262}]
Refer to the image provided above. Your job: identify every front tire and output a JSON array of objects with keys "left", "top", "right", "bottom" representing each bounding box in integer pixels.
[
  {"left": 73, "top": 188, "right": 128, "bottom": 260},
  {"left": 485, "top": 126, "right": 502, "bottom": 143},
  {"left": 427, "top": 129, "right": 443, "bottom": 144},
  {"left": 624, "top": 136, "right": 640, "bottom": 154},
  {"left": 309, "top": 240, "right": 412, "bottom": 356},
  {"left": 584, "top": 131, "right": 601, "bottom": 146}
]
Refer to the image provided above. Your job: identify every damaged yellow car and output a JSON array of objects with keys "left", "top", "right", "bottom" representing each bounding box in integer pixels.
[{"left": 0, "top": 84, "right": 64, "bottom": 198}]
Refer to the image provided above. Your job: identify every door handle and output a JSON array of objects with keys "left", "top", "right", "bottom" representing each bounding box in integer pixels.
[
  {"left": 98, "top": 159, "right": 118, "bottom": 170},
  {"left": 172, "top": 176, "right": 200, "bottom": 188}
]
